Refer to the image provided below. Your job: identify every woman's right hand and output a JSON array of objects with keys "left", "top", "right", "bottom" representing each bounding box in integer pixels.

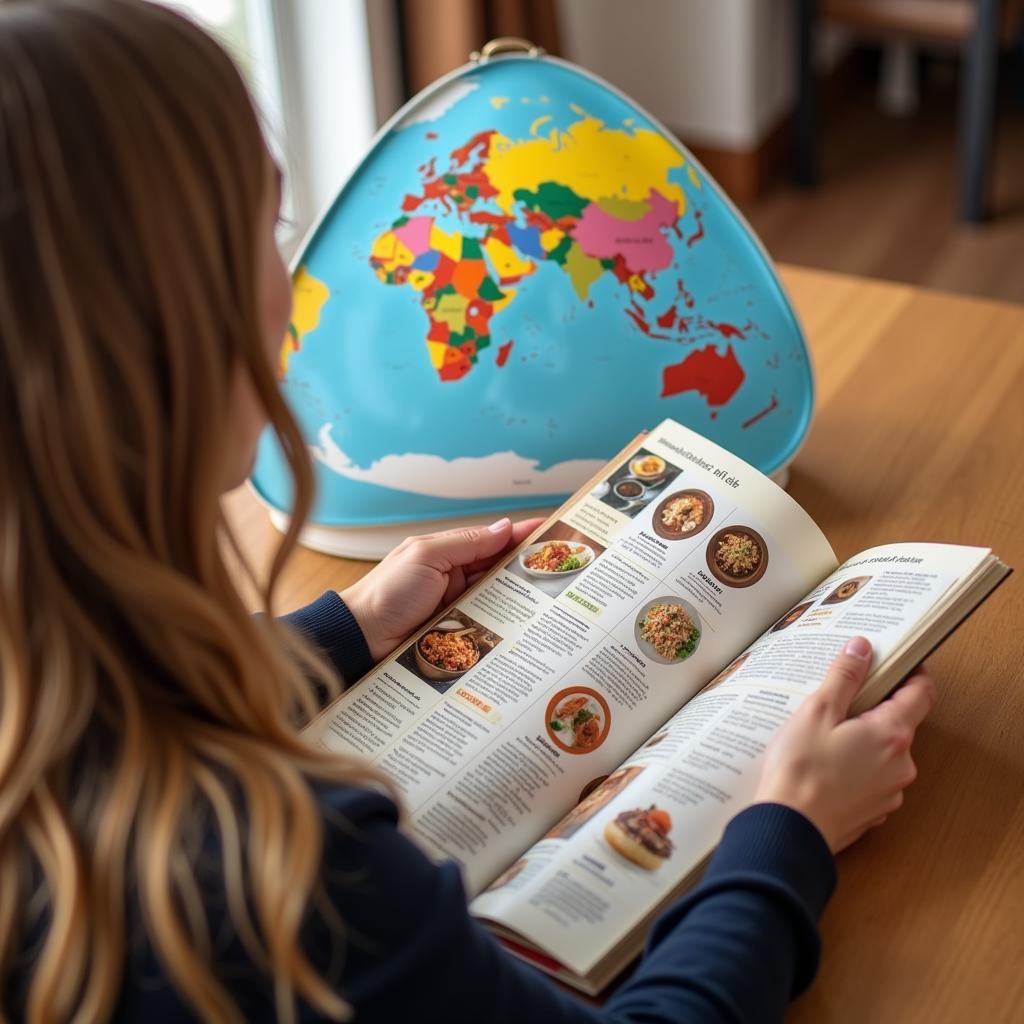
[{"left": 754, "top": 636, "right": 936, "bottom": 853}]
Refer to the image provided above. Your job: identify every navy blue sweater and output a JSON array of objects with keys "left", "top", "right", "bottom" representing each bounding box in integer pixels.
[{"left": 44, "top": 592, "right": 838, "bottom": 1021}]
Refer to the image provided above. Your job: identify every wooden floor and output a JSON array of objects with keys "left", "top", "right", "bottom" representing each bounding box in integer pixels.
[{"left": 738, "top": 64, "right": 1024, "bottom": 305}]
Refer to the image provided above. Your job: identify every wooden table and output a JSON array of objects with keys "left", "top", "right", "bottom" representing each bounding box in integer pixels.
[{"left": 226, "top": 265, "right": 1024, "bottom": 1024}]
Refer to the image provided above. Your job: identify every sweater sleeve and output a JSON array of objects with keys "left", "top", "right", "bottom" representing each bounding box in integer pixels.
[
  {"left": 280, "top": 590, "right": 374, "bottom": 687},
  {"left": 306, "top": 791, "right": 836, "bottom": 1024}
]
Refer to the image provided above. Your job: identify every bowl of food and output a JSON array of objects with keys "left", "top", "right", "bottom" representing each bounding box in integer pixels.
[
  {"left": 518, "top": 540, "right": 594, "bottom": 577},
  {"left": 613, "top": 477, "right": 646, "bottom": 501},
  {"left": 702, "top": 651, "right": 750, "bottom": 692},
  {"left": 651, "top": 489, "right": 714, "bottom": 540},
  {"left": 634, "top": 597, "right": 702, "bottom": 664},
  {"left": 414, "top": 627, "right": 481, "bottom": 682},
  {"left": 822, "top": 575, "right": 872, "bottom": 604},
  {"left": 629, "top": 454, "right": 667, "bottom": 482},
  {"left": 770, "top": 601, "right": 813, "bottom": 632},
  {"left": 706, "top": 526, "right": 769, "bottom": 587},
  {"left": 545, "top": 687, "right": 611, "bottom": 754}
]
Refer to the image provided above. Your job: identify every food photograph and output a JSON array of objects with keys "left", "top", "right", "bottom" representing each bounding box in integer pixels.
[
  {"left": 701, "top": 651, "right": 751, "bottom": 692},
  {"left": 603, "top": 805, "right": 675, "bottom": 871},
  {"left": 643, "top": 732, "right": 670, "bottom": 750},
  {"left": 705, "top": 525, "right": 769, "bottom": 587},
  {"left": 770, "top": 601, "right": 814, "bottom": 633},
  {"left": 651, "top": 489, "right": 715, "bottom": 541},
  {"left": 545, "top": 686, "right": 612, "bottom": 755},
  {"left": 822, "top": 575, "right": 873, "bottom": 605},
  {"left": 592, "top": 447, "right": 682, "bottom": 519},
  {"left": 545, "top": 765, "right": 646, "bottom": 840},
  {"left": 504, "top": 521, "right": 605, "bottom": 597},
  {"left": 634, "top": 597, "right": 703, "bottom": 665},
  {"left": 395, "top": 608, "right": 501, "bottom": 694}
]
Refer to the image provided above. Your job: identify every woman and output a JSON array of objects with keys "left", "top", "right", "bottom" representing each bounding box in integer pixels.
[{"left": 0, "top": 2, "right": 934, "bottom": 1021}]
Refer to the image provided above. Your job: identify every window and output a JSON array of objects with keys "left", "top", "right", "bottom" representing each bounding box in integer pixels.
[{"left": 152, "top": 0, "right": 379, "bottom": 257}]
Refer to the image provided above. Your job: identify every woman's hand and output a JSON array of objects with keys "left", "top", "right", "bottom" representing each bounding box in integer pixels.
[
  {"left": 754, "top": 636, "right": 936, "bottom": 853},
  {"left": 341, "top": 517, "right": 544, "bottom": 662}
]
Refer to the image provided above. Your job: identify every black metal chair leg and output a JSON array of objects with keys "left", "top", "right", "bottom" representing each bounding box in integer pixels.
[{"left": 959, "top": 0, "right": 1002, "bottom": 223}]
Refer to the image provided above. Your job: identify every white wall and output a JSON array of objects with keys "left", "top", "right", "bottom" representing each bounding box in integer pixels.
[
  {"left": 558, "top": 0, "right": 846, "bottom": 152},
  {"left": 558, "top": 0, "right": 757, "bottom": 149}
]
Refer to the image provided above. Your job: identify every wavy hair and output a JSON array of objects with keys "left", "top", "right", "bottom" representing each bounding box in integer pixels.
[{"left": 0, "top": 1, "right": 384, "bottom": 1019}]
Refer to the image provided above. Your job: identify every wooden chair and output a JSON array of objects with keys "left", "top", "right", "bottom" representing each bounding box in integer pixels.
[{"left": 794, "top": 0, "right": 1024, "bottom": 222}]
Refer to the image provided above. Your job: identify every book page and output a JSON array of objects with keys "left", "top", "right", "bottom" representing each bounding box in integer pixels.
[
  {"left": 711, "top": 542, "right": 992, "bottom": 706},
  {"left": 305, "top": 420, "right": 837, "bottom": 896},
  {"left": 470, "top": 542, "right": 991, "bottom": 978}
]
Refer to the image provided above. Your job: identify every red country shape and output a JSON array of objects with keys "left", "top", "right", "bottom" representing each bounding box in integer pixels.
[
  {"left": 661, "top": 344, "right": 746, "bottom": 406},
  {"left": 450, "top": 129, "right": 496, "bottom": 166},
  {"left": 439, "top": 345, "right": 472, "bottom": 381},
  {"left": 707, "top": 320, "right": 745, "bottom": 340},
  {"left": 496, "top": 339, "right": 514, "bottom": 367}
]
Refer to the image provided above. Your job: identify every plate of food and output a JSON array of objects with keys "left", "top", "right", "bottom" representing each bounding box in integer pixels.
[
  {"left": 518, "top": 539, "right": 595, "bottom": 577},
  {"left": 604, "top": 805, "right": 674, "bottom": 870},
  {"left": 545, "top": 687, "right": 611, "bottom": 754},
  {"left": 414, "top": 627, "right": 482, "bottom": 682},
  {"left": 822, "top": 575, "right": 872, "bottom": 604},
  {"left": 770, "top": 600, "right": 813, "bottom": 632},
  {"left": 629, "top": 453, "right": 667, "bottom": 482},
  {"left": 706, "top": 526, "right": 769, "bottom": 587},
  {"left": 702, "top": 651, "right": 750, "bottom": 691},
  {"left": 634, "top": 597, "right": 702, "bottom": 664},
  {"left": 651, "top": 489, "right": 714, "bottom": 540}
]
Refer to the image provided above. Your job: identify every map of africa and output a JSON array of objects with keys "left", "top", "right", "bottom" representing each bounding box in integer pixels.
[{"left": 258, "top": 58, "right": 811, "bottom": 529}]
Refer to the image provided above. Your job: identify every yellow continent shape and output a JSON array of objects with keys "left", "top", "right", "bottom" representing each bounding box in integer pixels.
[
  {"left": 280, "top": 266, "right": 329, "bottom": 376},
  {"left": 483, "top": 236, "right": 535, "bottom": 282},
  {"left": 485, "top": 116, "right": 686, "bottom": 217},
  {"left": 370, "top": 230, "right": 414, "bottom": 271}
]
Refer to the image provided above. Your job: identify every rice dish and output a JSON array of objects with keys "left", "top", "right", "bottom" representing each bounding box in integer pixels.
[{"left": 638, "top": 603, "right": 700, "bottom": 661}]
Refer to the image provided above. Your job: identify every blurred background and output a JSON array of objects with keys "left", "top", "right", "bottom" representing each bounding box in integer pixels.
[{"left": 161, "top": 0, "right": 1024, "bottom": 304}]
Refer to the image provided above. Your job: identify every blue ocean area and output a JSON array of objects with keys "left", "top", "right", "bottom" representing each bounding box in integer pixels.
[{"left": 253, "top": 59, "right": 811, "bottom": 526}]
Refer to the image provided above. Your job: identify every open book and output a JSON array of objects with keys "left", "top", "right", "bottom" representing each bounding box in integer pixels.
[{"left": 303, "top": 419, "right": 1010, "bottom": 994}]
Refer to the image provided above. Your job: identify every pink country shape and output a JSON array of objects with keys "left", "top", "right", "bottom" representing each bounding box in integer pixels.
[
  {"left": 572, "top": 190, "right": 678, "bottom": 273},
  {"left": 393, "top": 215, "right": 434, "bottom": 255}
]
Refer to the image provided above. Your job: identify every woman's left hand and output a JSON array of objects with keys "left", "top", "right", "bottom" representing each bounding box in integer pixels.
[{"left": 340, "top": 517, "right": 544, "bottom": 662}]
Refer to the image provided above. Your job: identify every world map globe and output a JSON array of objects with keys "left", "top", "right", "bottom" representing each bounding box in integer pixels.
[{"left": 252, "top": 52, "right": 812, "bottom": 544}]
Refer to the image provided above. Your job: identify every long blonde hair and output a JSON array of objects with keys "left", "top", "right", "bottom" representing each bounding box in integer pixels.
[{"left": 0, "top": 1, "right": 384, "bottom": 1019}]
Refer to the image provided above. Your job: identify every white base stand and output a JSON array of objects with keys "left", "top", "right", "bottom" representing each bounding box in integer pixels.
[{"left": 269, "top": 507, "right": 558, "bottom": 561}]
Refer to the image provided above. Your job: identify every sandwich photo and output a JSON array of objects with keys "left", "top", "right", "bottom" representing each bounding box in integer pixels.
[{"left": 604, "top": 805, "right": 674, "bottom": 870}]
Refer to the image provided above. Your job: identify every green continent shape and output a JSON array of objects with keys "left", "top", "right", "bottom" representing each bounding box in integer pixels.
[
  {"left": 461, "top": 237, "right": 484, "bottom": 260},
  {"left": 477, "top": 276, "right": 506, "bottom": 302},
  {"left": 513, "top": 182, "right": 589, "bottom": 220},
  {"left": 546, "top": 235, "right": 573, "bottom": 266}
]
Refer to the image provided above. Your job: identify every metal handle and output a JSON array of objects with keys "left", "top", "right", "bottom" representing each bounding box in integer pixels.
[{"left": 470, "top": 37, "right": 544, "bottom": 62}]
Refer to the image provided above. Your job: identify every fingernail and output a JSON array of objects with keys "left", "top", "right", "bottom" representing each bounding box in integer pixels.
[
  {"left": 488, "top": 517, "right": 511, "bottom": 533},
  {"left": 844, "top": 636, "right": 872, "bottom": 659}
]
